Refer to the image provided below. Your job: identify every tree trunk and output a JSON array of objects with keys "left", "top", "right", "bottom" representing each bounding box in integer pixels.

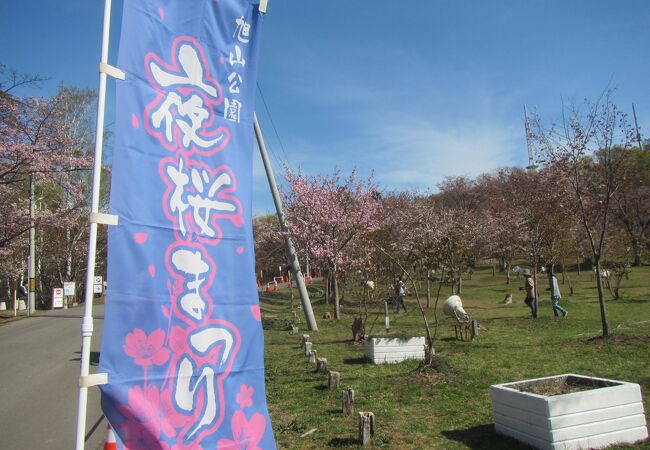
[
  {"left": 457, "top": 276, "right": 462, "bottom": 295},
  {"left": 325, "top": 273, "right": 330, "bottom": 305},
  {"left": 426, "top": 269, "right": 431, "bottom": 309},
  {"left": 532, "top": 261, "right": 539, "bottom": 312},
  {"left": 333, "top": 267, "right": 340, "bottom": 320},
  {"left": 506, "top": 262, "right": 511, "bottom": 285},
  {"left": 562, "top": 258, "right": 574, "bottom": 296},
  {"left": 633, "top": 239, "right": 642, "bottom": 267},
  {"left": 594, "top": 259, "right": 610, "bottom": 337}
]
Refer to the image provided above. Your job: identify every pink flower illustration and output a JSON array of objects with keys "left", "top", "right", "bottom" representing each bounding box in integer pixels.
[
  {"left": 236, "top": 384, "right": 254, "bottom": 409},
  {"left": 124, "top": 328, "right": 170, "bottom": 367},
  {"left": 249, "top": 306, "right": 261, "bottom": 322},
  {"left": 217, "top": 410, "right": 266, "bottom": 450},
  {"left": 118, "top": 385, "right": 185, "bottom": 441},
  {"left": 121, "top": 419, "right": 171, "bottom": 450},
  {"left": 170, "top": 442, "right": 203, "bottom": 450}
]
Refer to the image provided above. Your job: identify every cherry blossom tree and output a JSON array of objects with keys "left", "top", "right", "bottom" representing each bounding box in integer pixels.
[
  {"left": 253, "top": 214, "right": 285, "bottom": 282},
  {"left": 536, "top": 91, "right": 636, "bottom": 336},
  {"left": 283, "top": 169, "right": 383, "bottom": 319},
  {"left": 611, "top": 144, "right": 650, "bottom": 266},
  {"left": 1, "top": 70, "right": 95, "bottom": 305}
]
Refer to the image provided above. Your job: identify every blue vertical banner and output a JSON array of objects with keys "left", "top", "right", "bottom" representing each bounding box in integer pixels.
[{"left": 99, "top": 1, "right": 276, "bottom": 449}]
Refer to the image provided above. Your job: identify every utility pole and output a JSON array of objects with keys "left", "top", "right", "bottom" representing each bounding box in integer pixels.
[
  {"left": 253, "top": 113, "right": 318, "bottom": 331},
  {"left": 632, "top": 103, "right": 643, "bottom": 150},
  {"left": 524, "top": 104, "right": 537, "bottom": 172},
  {"left": 28, "top": 173, "right": 36, "bottom": 315}
]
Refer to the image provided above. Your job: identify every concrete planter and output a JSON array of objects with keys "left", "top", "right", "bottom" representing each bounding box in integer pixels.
[
  {"left": 490, "top": 374, "right": 648, "bottom": 450},
  {"left": 364, "top": 336, "right": 425, "bottom": 364}
]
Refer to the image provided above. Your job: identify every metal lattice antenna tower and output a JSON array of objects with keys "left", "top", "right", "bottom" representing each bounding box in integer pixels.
[{"left": 524, "top": 104, "right": 537, "bottom": 171}]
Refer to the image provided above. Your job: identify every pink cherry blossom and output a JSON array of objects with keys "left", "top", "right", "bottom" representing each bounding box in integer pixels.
[
  {"left": 124, "top": 328, "right": 170, "bottom": 367},
  {"left": 236, "top": 384, "right": 254, "bottom": 409},
  {"left": 216, "top": 411, "right": 266, "bottom": 450}
]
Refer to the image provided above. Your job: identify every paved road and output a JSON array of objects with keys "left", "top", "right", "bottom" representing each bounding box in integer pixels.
[{"left": 0, "top": 304, "right": 106, "bottom": 450}]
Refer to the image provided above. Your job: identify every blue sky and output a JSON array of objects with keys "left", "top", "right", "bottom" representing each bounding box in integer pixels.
[{"left": 2, "top": 0, "right": 649, "bottom": 214}]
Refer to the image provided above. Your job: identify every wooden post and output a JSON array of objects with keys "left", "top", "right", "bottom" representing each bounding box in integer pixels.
[
  {"left": 308, "top": 350, "right": 317, "bottom": 363},
  {"left": 471, "top": 319, "right": 479, "bottom": 339},
  {"left": 304, "top": 341, "right": 312, "bottom": 356},
  {"left": 301, "top": 334, "right": 310, "bottom": 349},
  {"left": 342, "top": 388, "right": 355, "bottom": 414},
  {"left": 328, "top": 370, "right": 340, "bottom": 389},
  {"left": 316, "top": 357, "right": 328, "bottom": 372},
  {"left": 290, "top": 325, "right": 299, "bottom": 334},
  {"left": 352, "top": 317, "right": 364, "bottom": 341},
  {"left": 358, "top": 411, "right": 375, "bottom": 446}
]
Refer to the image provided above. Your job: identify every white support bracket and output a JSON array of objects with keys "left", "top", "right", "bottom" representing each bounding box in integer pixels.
[
  {"left": 259, "top": 0, "right": 268, "bottom": 13},
  {"left": 79, "top": 372, "right": 108, "bottom": 388},
  {"left": 90, "top": 212, "right": 119, "bottom": 226},
  {"left": 99, "top": 62, "right": 125, "bottom": 80}
]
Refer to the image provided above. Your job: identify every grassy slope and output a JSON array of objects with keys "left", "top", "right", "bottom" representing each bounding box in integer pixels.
[{"left": 261, "top": 267, "right": 650, "bottom": 449}]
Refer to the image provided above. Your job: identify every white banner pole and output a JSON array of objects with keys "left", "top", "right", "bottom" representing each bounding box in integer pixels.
[{"left": 75, "top": 0, "right": 114, "bottom": 447}]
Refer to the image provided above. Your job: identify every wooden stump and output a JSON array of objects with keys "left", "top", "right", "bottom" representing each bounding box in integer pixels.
[
  {"left": 316, "top": 357, "right": 328, "bottom": 373},
  {"left": 308, "top": 350, "right": 317, "bottom": 363},
  {"left": 358, "top": 411, "right": 375, "bottom": 446},
  {"left": 471, "top": 319, "right": 479, "bottom": 339},
  {"left": 328, "top": 370, "right": 340, "bottom": 389},
  {"left": 352, "top": 317, "right": 364, "bottom": 342},
  {"left": 301, "top": 334, "right": 310, "bottom": 349},
  {"left": 322, "top": 311, "right": 332, "bottom": 319},
  {"left": 304, "top": 341, "right": 313, "bottom": 356},
  {"left": 289, "top": 325, "right": 299, "bottom": 334},
  {"left": 342, "top": 388, "right": 355, "bottom": 414},
  {"left": 503, "top": 293, "right": 512, "bottom": 304},
  {"left": 292, "top": 310, "right": 298, "bottom": 322}
]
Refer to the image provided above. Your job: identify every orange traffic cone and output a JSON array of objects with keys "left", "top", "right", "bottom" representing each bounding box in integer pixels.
[
  {"left": 273, "top": 280, "right": 279, "bottom": 291},
  {"left": 103, "top": 423, "right": 117, "bottom": 450},
  {"left": 265, "top": 283, "right": 271, "bottom": 294}
]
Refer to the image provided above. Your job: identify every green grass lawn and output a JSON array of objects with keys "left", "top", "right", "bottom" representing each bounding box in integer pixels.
[{"left": 260, "top": 267, "right": 650, "bottom": 449}]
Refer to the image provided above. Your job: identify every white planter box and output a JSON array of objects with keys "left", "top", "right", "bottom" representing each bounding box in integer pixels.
[
  {"left": 364, "top": 336, "right": 425, "bottom": 364},
  {"left": 490, "top": 374, "right": 648, "bottom": 450}
]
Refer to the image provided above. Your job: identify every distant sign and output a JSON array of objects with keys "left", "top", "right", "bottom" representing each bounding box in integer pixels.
[
  {"left": 52, "top": 288, "right": 64, "bottom": 308},
  {"left": 63, "top": 282, "right": 76, "bottom": 296},
  {"left": 93, "top": 275, "right": 103, "bottom": 294}
]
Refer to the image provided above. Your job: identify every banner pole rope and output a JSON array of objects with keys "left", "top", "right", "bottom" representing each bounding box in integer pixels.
[{"left": 75, "top": 0, "right": 114, "bottom": 447}]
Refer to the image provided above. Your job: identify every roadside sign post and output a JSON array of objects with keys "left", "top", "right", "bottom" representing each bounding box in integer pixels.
[
  {"left": 64, "top": 282, "right": 76, "bottom": 308},
  {"left": 93, "top": 276, "right": 103, "bottom": 296},
  {"left": 52, "top": 288, "right": 64, "bottom": 309}
]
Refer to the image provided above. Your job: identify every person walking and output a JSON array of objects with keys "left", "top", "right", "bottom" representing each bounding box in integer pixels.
[
  {"left": 394, "top": 276, "right": 407, "bottom": 313},
  {"left": 519, "top": 269, "right": 537, "bottom": 318},
  {"left": 546, "top": 265, "right": 568, "bottom": 317}
]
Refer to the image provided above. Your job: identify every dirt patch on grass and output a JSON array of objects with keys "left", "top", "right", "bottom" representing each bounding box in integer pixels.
[
  {"left": 410, "top": 355, "right": 455, "bottom": 385},
  {"left": 583, "top": 334, "right": 650, "bottom": 345},
  {"left": 511, "top": 375, "right": 619, "bottom": 396}
]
